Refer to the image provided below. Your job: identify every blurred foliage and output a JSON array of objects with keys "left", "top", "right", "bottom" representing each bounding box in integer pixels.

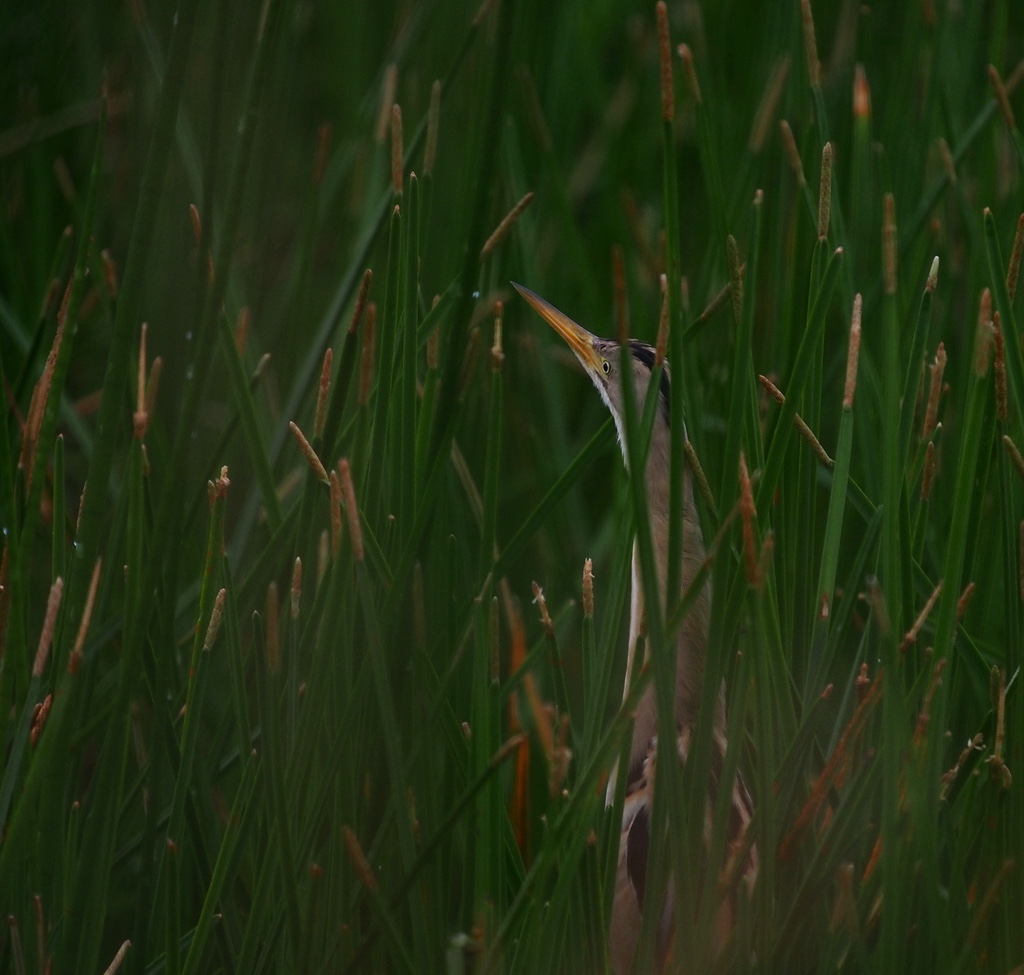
[{"left": 1, "top": 0, "right": 1024, "bottom": 973}]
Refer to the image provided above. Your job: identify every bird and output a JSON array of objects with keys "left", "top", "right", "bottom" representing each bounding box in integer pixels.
[{"left": 513, "top": 282, "right": 757, "bottom": 973}]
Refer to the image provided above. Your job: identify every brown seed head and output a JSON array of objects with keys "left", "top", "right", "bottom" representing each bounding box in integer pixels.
[
  {"left": 853, "top": 63, "right": 870, "bottom": 119},
  {"left": 678, "top": 44, "right": 701, "bottom": 104},
  {"left": 338, "top": 459, "right": 364, "bottom": 562},
  {"left": 801, "top": 0, "right": 820, "bottom": 88},
  {"left": 844, "top": 294, "right": 862, "bottom": 409},
  {"left": 582, "top": 558, "right": 594, "bottom": 617},
  {"left": 883, "top": 194, "right": 897, "bottom": 296},
  {"left": 425, "top": 80, "right": 441, "bottom": 176},
  {"left": 375, "top": 64, "right": 397, "bottom": 143},
  {"left": 818, "top": 143, "right": 833, "bottom": 240},
  {"left": 975, "top": 293, "right": 994, "bottom": 378}
]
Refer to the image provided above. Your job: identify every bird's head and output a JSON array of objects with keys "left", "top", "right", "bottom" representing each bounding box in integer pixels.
[{"left": 513, "top": 283, "right": 671, "bottom": 449}]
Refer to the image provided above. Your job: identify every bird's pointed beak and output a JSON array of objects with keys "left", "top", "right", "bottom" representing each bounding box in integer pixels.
[{"left": 512, "top": 282, "right": 604, "bottom": 374}]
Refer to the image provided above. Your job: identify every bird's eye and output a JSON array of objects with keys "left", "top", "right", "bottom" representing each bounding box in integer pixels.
[{"left": 601, "top": 360, "right": 611, "bottom": 375}]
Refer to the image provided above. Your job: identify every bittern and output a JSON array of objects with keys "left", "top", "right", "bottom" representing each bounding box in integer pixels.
[{"left": 514, "top": 283, "right": 756, "bottom": 973}]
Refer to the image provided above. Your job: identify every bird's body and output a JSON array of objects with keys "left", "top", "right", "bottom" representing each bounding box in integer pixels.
[{"left": 515, "top": 283, "right": 756, "bottom": 973}]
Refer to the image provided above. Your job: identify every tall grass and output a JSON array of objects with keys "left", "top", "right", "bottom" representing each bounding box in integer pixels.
[{"left": 1, "top": 0, "right": 1023, "bottom": 972}]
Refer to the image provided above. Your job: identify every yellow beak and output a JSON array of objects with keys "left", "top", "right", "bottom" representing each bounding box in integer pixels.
[{"left": 512, "top": 283, "right": 604, "bottom": 374}]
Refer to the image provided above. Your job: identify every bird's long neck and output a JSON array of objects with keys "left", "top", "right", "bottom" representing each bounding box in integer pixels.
[{"left": 622, "top": 422, "right": 715, "bottom": 782}]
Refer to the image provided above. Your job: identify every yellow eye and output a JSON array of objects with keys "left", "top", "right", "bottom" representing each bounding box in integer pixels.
[{"left": 601, "top": 360, "right": 611, "bottom": 375}]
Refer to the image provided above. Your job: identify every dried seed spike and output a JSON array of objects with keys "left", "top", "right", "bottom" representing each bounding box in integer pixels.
[
  {"left": 313, "top": 121, "right": 331, "bottom": 186},
  {"left": 211, "top": 464, "right": 230, "bottom": 499},
  {"left": 290, "top": 558, "right": 302, "bottom": 620},
  {"left": 613, "top": 245, "right": 629, "bottom": 343},
  {"left": 865, "top": 575, "right": 891, "bottom": 637},
  {"left": 975, "top": 298, "right": 995, "bottom": 378},
  {"left": 425, "top": 79, "right": 441, "bottom": 176},
  {"left": 145, "top": 356, "right": 162, "bottom": 420},
  {"left": 350, "top": 269, "right": 373, "bottom": 335},
  {"left": 265, "top": 581, "right": 280, "bottom": 673},
  {"left": 757, "top": 375, "right": 832, "bottom": 466},
  {"left": 921, "top": 441, "right": 936, "bottom": 501},
  {"left": 853, "top": 63, "right": 870, "bottom": 119},
  {"left": 684, "top": 439, "right": 715, "bottom": 510},
  {"left": 33, "top": 577, "right": 64, "bottom": 678},
  {"left": 358, "top": 302, "right": 377, "bottom": 406},
  {"left": 655, "top": 275, "right": 669, "bottom": 368},
  {"left": 329, "top": 469, "right": 342, "bottom": 557},
  {"left": 69, "top": 557, "right": 102, "bottom": 672},
  {"left": 941, "top": 732, "right": 985, "bottom": 798},
  {"left": 56, "top": 274, "right": 74, "bottom": 328},
  {"left": 926, "top": 255, "right": 939, "bottom": 292},
  {"left": 923, "top": 343, "right": 946, "bottom": 440},
  {"left": 883, "top": 193, "right": 897, "bottom": 296},
  {"left": 375, "top": 64, "right": 397, "bottom": 143},
  {"left": 235, "top": 306, "right": 251, "bottom": 353},
  {"left": 693, "top": 273, "right": 737, "bottom": 328},
  {"left": 988, "top": 65, "right": 1016, "bottom": 129},
  {"left": 317, "top": 530, "right": 329, "bottom": 587},
  {"left": 898, "top": 580, "right": 942, "bottom": 653},
  {"left": 957, "top": 581, "right": 976, "bottom": 620},
  {"left": 189, "top": 203, "right": 202, "bottom": 245},
  {"left": 203, "top": 588, "right": 227, "bottom": 651},
  {"left": 739, "top": 452, "right": 758, "bottom": 587},
  {"left": 315, "top": 347, "right": 333, "bottom": 438},
  {"left": 855, "top": 662, "right": 872, "bottom": 701},
  {"left": 391, "top": 103, "right": 403, "bottom": 195},
  {"left": 994, "top": 317, "right": 1008, "bottom": 423},
  {"left": 656, "top": 2, "right": 674, "bottom": 121},
  {"left": 726, "top": 235, "right": 743, "bottom": 326},
  {"left": 19, "top": 307, "right": 65, "bottom": 489},
  {"left": 338, "top": 458, "right": 364, "bottom": 562},
  {"left": 1008, "top": 213, "right": 1024, "bottom": 302},
  {"left": 101, "top": 248, "right": 119, "bottom": 297},
  {"left": 491, "top": 301, "right": 504, "bottom": 367},
  {"left": 748, "top": 55, "right": 790, "bottom": 153},
  {"left": 844, "top": 294, "right": 862, "bottom": 409},
  {"left": 582, "top": 558, "right": 594, "bottom": 617},
  {"left": 102, "top": 940, "right": 132, "bottom": 975},
  {"left": 677, "top": 44, "right": 701, "bottom": 103},
  {"left": 818, "top": 143, "right": 833, "bottom": 240},
  {"left": 531, "top": 581, "right": 554, "bottom": 636},
  {"left": 780, "top": 120, "right": 806, "bottom": 187},
  {"left": 343, "top": 826, "right": 378, "bottom": 891},
  {"left": 289, "top": 421, "right": 328, "bottom": 484},
  {"left": 801, "top": 0, "right": 820, "bottom": 88},
  {"left": 480, "top": 191, "right": 535, "bottom": 262},
  {"left": 780, "top": 667, "right": 882, "bottom": 861},
  {"left": 134, "top": 323, "right": 148, "bottom": 438}
]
